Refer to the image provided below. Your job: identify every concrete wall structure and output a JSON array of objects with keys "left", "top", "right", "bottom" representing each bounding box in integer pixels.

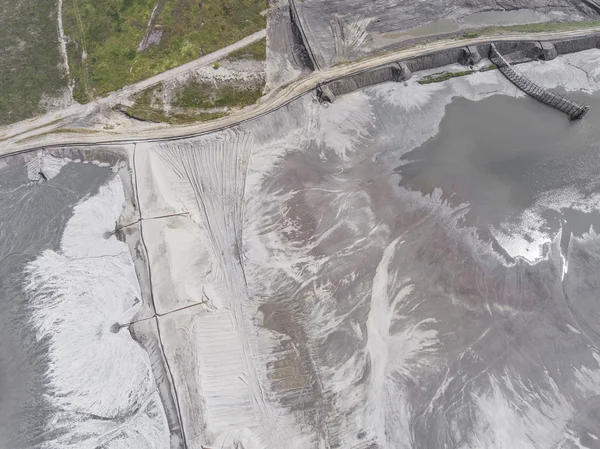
[
  {"left": 317, "top": 33, "right": 600, "bottom": 104},
  {"left": 317, "top": 62, "right": 411, "bottom": 101},
  {"left": 459, "top": 46, "right": 483, "bottom": 66},
  {"left": 405, "top": 48, "right": 465, "bottom": 73},
  {"left": 553, "top": 34, "right": 600, "bottom": 54}
]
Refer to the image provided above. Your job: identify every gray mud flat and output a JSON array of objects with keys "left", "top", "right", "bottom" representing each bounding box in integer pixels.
[
  {"left": 0, "top": 159, "right": 110, "bottom": 448},
  {"left": 134, "top": 50, "right": 600, "bottom": 448},
  {"left": 0, "top": 149, "right": 172, "bottom": 449},
  {"left": 244, "top": 90, "right": 600, "bottom": 448},
  {"left": 6, "top": 50, "right": 600, "bottom": 449},
  {"left": 292, "top": 0, "right": 600, "bottom": 67}
]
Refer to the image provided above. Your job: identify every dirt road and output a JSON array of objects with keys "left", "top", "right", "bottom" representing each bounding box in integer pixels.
[
  {"left": 3, "top": 27, "right": 600, "bottom": 156},
  {"left": 0, "top": 30, "right": 267, "bottom": 149}
]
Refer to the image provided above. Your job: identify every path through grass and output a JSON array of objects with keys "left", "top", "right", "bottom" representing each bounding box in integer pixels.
[{"left": 63, "top": 0, "right": 269, "bottom": 102}]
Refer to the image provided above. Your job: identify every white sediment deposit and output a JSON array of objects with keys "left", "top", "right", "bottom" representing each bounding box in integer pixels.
[
  {"left": 26, "top": 151, "right": 70, "bottom": 181},
  {"left": 137, "top": 133, "right": 313, "bottom": 448},
  {"left": 129, "top": 48, "right": 600, "bottom": 449},
  {"left": 24, "top": 174, "right": 170, "bottom": 449},
  {"left": 9, "top": 48, "right": 600, "bottom": 449}
]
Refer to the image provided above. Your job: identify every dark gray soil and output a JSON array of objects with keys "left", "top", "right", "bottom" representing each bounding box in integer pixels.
[
  {"left": 293, "top": 0, "right": 600, "bottom": 67},
  {"left": 0, "top": 159, "right": 110, "bottom": 449}
]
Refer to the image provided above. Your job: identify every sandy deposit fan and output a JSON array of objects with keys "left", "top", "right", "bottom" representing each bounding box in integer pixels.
[
  {"left": 158, "top": 133, "right": 251, "bottom": 280},
  {"left": 330, "top": 16, "right": 373, "bottom": 65},
  {"left": 156, "top": 134, "right": 296, "bottom": 449}
]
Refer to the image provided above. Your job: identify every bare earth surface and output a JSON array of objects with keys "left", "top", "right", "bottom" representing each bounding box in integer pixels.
[
  {"left": 112, "top": 49, "right": 600, "bottom": 448},
  {"left": 5, "top": 3, "right": 600, "bottom": 448},
  {"left": 293, "top": 0, "right": 600, "bottom": 66},
  {"left": 4, "top": 28, "right": 600, "bottom": 155}
]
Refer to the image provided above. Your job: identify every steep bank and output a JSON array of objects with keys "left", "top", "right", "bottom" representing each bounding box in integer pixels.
[{"left": 318, "top": 33, "right": 600, "bottom": 102}]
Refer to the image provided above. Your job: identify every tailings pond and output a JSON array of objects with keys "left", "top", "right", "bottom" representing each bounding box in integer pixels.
[{"left": 397, "top": 89, "right": 600, "bottom": 262}]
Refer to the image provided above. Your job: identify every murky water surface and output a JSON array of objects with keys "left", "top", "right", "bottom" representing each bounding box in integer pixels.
[
  {"left": 398, "top": 91, "right": 600, "bottom": 254},
  {"left": 373, "top": 9, "right": 546, "bottom": 47},
  {"left": 250, "top": 79, "right": 600, "bottom": 447}
]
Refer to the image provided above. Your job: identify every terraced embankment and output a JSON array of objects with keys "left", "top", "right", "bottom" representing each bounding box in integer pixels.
[{"left": 317, "top": 34, "right": 600, "bottom": 103}]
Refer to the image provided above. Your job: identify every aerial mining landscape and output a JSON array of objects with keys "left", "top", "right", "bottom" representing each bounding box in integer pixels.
[{"left": 5, "top": 0, "right": 600, "bottom": 448}]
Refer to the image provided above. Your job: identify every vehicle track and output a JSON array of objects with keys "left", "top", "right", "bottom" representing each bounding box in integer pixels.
[
  {"left": 3, "top": 28, "right": 600, "bottom": 157},
  {"left": 70, "top": 0, "right": 91, "bottom": 99}
]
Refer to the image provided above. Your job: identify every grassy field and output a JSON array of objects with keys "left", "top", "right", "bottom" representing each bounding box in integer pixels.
[
  {"left": 124, "top": 69, "right": 264, "bottom": 124},
  {"left": 227, "top": 37, "right": 267, "bottom": 61},
  {"left": 172, "top": 80, "right": 264, "bottom": 109},
  {"left": 124, "top": 104, "right": 227, "bottom": 124},
  {"left": 124, "top": 84, "right": 231, "bottom": 124},
  {"left": 123, "top": 37, "right": 267, "bottom": 126},
  {"left": 62, "top": 0, "right": 269, "bottom": 102},
  {"left": 0, "top": 0, "right": 68, "bottom": 125}
]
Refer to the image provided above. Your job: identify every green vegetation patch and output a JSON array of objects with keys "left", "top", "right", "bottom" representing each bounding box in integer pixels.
[
  {"left": 227, "top": 37, "right": 267, "bottom": 61},
  {"left": 498, "top": 20, "right": 600, "bottom": 34},
  {"left": 418, "top": 70, "right": 475, "bottom": 84},
  {"left": 418, "top": 65, "right": 499, "bottom": 84},
  {"left": 172, "top": 80, "right": 264, "bottom": 109},
  {"left": 125, "top": 104, "right": 227, "bottom": 124},
  {"left": 460, "top": 32, "right": 481, "bottom": 40},
  {"left": 63, "top": 0, "right": 269, "bottom": 102},
  {"left": 0, "top": 0, "right": 68, "bottom": 125},
  {"left": 480, "top": 64, "right": 499, "bottom": 72},
  {"left": 123, "top": 74, "right": 264, "bottom": 124}
]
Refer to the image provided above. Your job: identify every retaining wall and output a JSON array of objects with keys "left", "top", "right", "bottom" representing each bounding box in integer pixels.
[
  {"left": 318, "top": 62, "right": 412, "bottom": 101},
  {"left": 288, "top": 0, "right": 320, "bottom": 71},
  {"left": 317, "top": 33, "right": 600, "bottom": 103},
  {"left": 404, "top": 48, "right": 464, "bottom": 72},
  {"left": 554, "top": 35, "right": 600, "bottom": 54}
]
